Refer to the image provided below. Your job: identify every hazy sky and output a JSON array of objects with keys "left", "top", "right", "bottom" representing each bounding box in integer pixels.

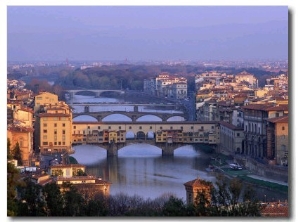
[{"left": 7, "top": 6, "right": 288, "bottom": 62}]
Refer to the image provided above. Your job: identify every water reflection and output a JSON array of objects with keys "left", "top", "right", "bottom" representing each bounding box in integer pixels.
[
  {"left": 71, "top": 144, "right": 288, "bottom": 202},
  {"left": 71, "top": 144, "right": 216, "bottom": 200}
]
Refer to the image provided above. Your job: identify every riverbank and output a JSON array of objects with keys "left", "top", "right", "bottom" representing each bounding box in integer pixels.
[{"left": 208, "top": 153, "right": 288, "bottom": 194}]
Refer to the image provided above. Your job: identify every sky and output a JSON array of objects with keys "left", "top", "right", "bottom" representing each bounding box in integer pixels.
[{"left": 7, "top": 5, "right": 288, "bottom": 62}]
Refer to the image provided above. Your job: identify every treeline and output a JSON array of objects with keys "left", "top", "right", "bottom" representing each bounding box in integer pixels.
[
  {"left": 57, "top": 64, "right": 199, "bottom": 91},
  {"left": 7, "top": 177, "right": 264, "bottom": 217},
  {"left": 12, "top": 63, "right": 284, "bottom": 98}
]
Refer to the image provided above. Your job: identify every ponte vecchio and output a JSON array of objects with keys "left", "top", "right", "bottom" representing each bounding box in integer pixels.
[{"left": 72, "top": 121, "right": 220, "bottom": 156}]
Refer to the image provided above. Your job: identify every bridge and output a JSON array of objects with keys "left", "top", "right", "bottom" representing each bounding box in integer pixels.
[
  {"left": 65, "top": 89, "right": 125, "bottom": 99},
  {"left": 71, "top": 121, "right": 220, "bottom": 156},
  {"left": 72, "top": 111, "right": 186, "bottom": 122}
]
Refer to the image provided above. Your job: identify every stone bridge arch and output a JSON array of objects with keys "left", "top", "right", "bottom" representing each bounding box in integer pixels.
[
  {"left": 73, "top": 112, "right": 184, "bottom": 122},
  {"left": 65, "top": 89, "right": 125, "bottom": 99}
]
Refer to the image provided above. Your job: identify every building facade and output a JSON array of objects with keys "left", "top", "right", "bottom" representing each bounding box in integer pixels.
[
  {"left": 242, "top": 104, "right": 288, "bottom": 161},
  {"left": 266, "top": 116, "right": 289, "bottom": 165},
  {"left": 34, "top": 92, "right": 73, "bottom": 154}
]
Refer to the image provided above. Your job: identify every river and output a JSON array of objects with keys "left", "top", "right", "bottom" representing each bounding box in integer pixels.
[{"left": 68, "top": 94, "right": 288, "bottom": 203}]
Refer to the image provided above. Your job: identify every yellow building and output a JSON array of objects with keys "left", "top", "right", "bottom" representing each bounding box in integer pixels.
[
  {"left": 37, "top": 102, "right": 73, "bottom": 154},
  {"left": 56, "top": 176, "right": 111, "bottom": 199},
  {"left": 7, "top": 101, "right": 34, "bottom": 166},
  {"left": 34, "top": 91, "right": 59, "bottom": 113},
  {"left": 267, "top": 116, "right": 289, "bottom": 165},
  {"left": 33, "top": 92, "right": 73, "bottom": 154},
  {"left": 7, "top": 125, "right": 34, "bottom": 166},
  {"left": 50, "top": 164, "right": 86, "bottom": 177},
  {"left": 255, "top": 88, "right": 269, "bottom": 98}
]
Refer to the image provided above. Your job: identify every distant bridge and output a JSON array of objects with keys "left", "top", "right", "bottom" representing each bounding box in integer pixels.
[{"left": 65, "top": 89, "right": 125, "bottom": 98}]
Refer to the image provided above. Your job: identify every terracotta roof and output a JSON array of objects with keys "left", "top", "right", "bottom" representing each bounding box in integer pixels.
[
  {"left": 50, "top": 164, "right": 86, "bottom": 169},
  {"left": 265, "top": 105, "right": 289, "bottom": 111},
  {"left": 220, "top": 121, "right": 243, "bottom": 130},
  {"left": 267, "top": 115, "right": 289, "bottom": 123},
  {"left": 38, "top": 113, "right": 71, "bottom": 117},
  {"left": 19, "top": 107, "right": 34, "bottom": 113},
  {"left": 184, "top": 177, "right": 212, "bottom": 187},
  {"left": 242, "top": 104, "right": 288, "bottom": 111},
  {"left": 261, "top": 203, "right": 289, "bottom": 217},
  {"left": 7, "top": 124, "right": 34, "bottom": 133}
]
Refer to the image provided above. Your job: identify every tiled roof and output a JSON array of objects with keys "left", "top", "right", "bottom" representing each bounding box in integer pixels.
[
  {"left": 50, "top": 164, "right": 86, "bottom": 169},
  {"left": 184, "top": 177, "right": 212, "bottom": 187},
  {"left": 38, "top": 113, "right": 71, "bottom": 117},
  {"left": 242, "top": 104, "right": 288, "bottom": 111},
  {"left": 267, "top": 115, "right": 289, "bottom": 123},
  {"left": 261, "top": 203, "right": 289, "bottom": 217},
  {"left": 7, "top": 124, "right": 34, "bottom": 133},
  {"left": 220, "top": 121, "right": 243, "bottom": 130}
]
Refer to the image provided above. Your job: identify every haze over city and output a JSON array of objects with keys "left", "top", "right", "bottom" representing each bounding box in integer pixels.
[{"left": 7, "top": 6, "right": 288, "bottom": 62}]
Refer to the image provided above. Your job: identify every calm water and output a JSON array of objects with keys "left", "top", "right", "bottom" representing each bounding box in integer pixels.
[
  {"left": 68, "top": 95, "right": 288, "bottom": 202},
  {"left": 70, "top": 144, "right": 216, "bottom": 200}
]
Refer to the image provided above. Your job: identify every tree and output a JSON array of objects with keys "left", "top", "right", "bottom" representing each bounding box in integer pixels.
[
  {"left": 209, "top": 175, "right": 263, "bottom": 216},
  {"left": 162, "top": 196, "right": 187, "bottom": 216},
  {"left": 42, "top": 183, "right": 64, "bottom": 216},
  {"left": 7, "top": 138, "right": 12, "bottom": 160},
  {"left": 13, "top": 142, "right": 23, "bottom": 166},
  {"left": 193, "top": 188, "right": 212, "bottom": 216},
  {"left": 61, "top": 182, "right": 86, "bottom": 216},
  {"left": 17, "top": 178, "right": 47, "bottom": 216},
  {"left": 7, "top": 138, "right": 24, "bottom": 216}
]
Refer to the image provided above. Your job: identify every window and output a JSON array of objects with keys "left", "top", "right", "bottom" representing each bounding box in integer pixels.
[
  {"left": 237, "top": 133, "right": 240, "bottom": 137},
  {"left": 54, "top": 123, "right": 57, "bottom": 127},
  {"left": 129, "top": 126, "right": 132, "bottom": 129},
  {"left": 73, "top": 126, "right": 76, "bottom": 129},
  {"left": 108, "top": 126, "right": 111, "bottom": 129},
  {"left": 160, "top": 127, "right": 163, "bottom": 129},
  {"left": 43, "top": 142, "right": 48, "bottom": 145},
  {"left": 43, "top": 135, "right": 47, "bottom": 139},
  {"left": 62, "top": 123, "right": 65, "bottom": 127},
  {"left": 43, "top": 123, "right": 47, "bottom": 127},
  {"left": 54, "top": 130, "right": 57, "bottom": 135},
  {"left": 150, "top": 126, "right": 152, "bottom": 129},
  {"left": 54, "top": 142, "right": 57, "bottom": 145},
  {"left": 139, "top": 126, "right": 142, "bottom": 130},
  {"left": 58, "top": 142, "right": 61, "bottom": 145},
  {"left": 63, "top": 142, "right": 65, "bottom": 145},
  {"left": 98, "top": 126, "right": 101, "bottom": 129},
  {"left": 191, "top": 126, "right": 194, "bottom": 129},
  {"left": 282, "top": 126, "right": 285, "bottom": 130},
  {"left": 170, "top": 126, "right": 173, "bottom": 130},
  {"left": 119, "top": 126, "right": 121, "bottom": 129},
  {"left": 88, "top": 126, "right": 90, "bottom": 129},
  {"left": 181, "top": 126, "right": 183, "bottom": 130},
  {"left": 211, "top": 126, "right": 214, "bottom": 129},
  {"left": 43, "top": 130, "right": 47, "bottom": 133},
  {"left": 62, "top": 130, "right": 65, "bottom": 134}
]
